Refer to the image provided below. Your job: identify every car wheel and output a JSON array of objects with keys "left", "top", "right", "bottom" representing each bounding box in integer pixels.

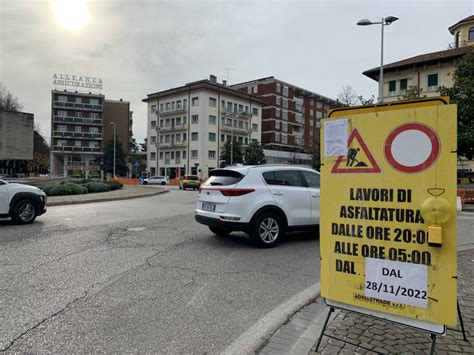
[
  {"left": 161, "top": 181, "right": 166, "bottom": 185},
  {"left": 143, "top": 181, "right": 148, "bottom": 185},
  {"left": 251, "top": 212, "right": 283, "bottom": 248},
  {"left": 209, "top": 226, "right": 230, "bottom": 237},
  {"left": 11, "top": 199, "right": 37, "bottom": 224}
]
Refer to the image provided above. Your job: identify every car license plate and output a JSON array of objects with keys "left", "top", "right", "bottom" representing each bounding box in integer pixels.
[{"left": 202, "top": 202, "right": 216, "bottom": 212}]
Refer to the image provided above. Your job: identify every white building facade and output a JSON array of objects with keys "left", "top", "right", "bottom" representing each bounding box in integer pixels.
[{"left": 143, "top": 76, "right": 263, "bottom": 179}]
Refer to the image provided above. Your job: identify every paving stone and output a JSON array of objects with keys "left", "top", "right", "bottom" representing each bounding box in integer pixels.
[
  {"left": 320, "top": 345, "right": 341, "bottom": 354},
  {"left": 328, "top": 338, "right": 346, "bottom": 347}
]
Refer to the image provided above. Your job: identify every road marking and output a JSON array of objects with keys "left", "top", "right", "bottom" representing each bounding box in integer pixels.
[{"left": 127, "top": 227, "right": 147, "bottom": 232}]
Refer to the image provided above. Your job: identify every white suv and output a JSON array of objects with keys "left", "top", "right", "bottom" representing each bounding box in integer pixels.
[
  {"left": 0, "top": 179, "right": 47, "bottom": 224},
  {"left": 195, "top": 165, "right": 320, "bottom": 247}
]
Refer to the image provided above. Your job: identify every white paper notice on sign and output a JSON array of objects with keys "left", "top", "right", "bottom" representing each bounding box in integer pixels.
[
  {"left": 365, "top": 258, "right": 428, "bottom": 308},
  {"left": 324, "top": 118, "right": 348, "bottom": 156}
]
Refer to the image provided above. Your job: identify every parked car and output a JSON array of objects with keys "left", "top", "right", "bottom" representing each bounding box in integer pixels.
[
  {"left": 195, "top": 165, "right": 320, "bottom": 248},
  {"left": 0, "top": 179, "right": 47, "bottom": 224},
  {"left": 142, "top": 176, "right": 168, "bottom": 185},
  {"left": 179, "top": 175, "right": 201, "bottom": 190}
]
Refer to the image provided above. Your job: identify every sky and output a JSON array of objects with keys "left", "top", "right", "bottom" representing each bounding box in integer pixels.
[{"left": 1, "top": 0, "right": 473, "bottom": 144}]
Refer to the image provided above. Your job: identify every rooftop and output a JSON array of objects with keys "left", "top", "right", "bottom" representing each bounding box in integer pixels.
[
  {"left": 363, "top": 46, "right": 472, "bottom": 81},
  {"left": 449, "top": 15, "right": 474, "bottom": 34},
  {"left": 143, "top": 76, "right": 266, "bottom": 105}
]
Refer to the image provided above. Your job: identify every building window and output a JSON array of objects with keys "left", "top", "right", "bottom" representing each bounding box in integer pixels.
[
  {"left": 90, "top": 112, "right": 99, "bottom": 119},
  {"left": 245, "top": 137, "right": 248, "bottom": 145},
  {"left": 75, "top": 126, "right": 81, "bottom": 133},
  {"left": 227, "top": 102, "right": 232, "bottom": 112},
  {"left": 75, "top": 111, "right": 82, "bottom": 118},
  {"left": 281, "top": 134, "right": 288, "bottom": 144},
  {"left": 400, "top": 79, "right": 408, "bottom": 94},
  {"left": 275, "top": 121, "right": 280, "bottom": 129},
  {"left": 275, "top": 132, "right": 280, "bottom": 142},
  {"left": 160, "top": 103, "right": 164, "bottom": 112},
  {"left": 209, "top": 132, "right": 216, "bottom": 141},
  {"left": 183, "top": 116, "right": 187, "bottom": 125},
  {"left": 151, "top": 105, "right": 157, "bottom": 113},
  {"left": 75, "top": 97, "right": 82, "bottom": 103},
  {"left": 191, "top": 115, "right": 199, "bottom": 124},
  {"left": 165, "top": 135, "right": 171, "bottom": 143},
  {"left": 252, "top": 123, "right": 258, "bottom": 132},
  {"left": 176, "top": 100, "right": 182, "bottom": 109},
  {"left": 455, "top": 31, "right": 461, "bottom": 48},
  {"left": 191, "top": 150, "right": 198, "bottom": 159},
  {"left": 209, "top": 115, "right": 216, "bottom": 124},
  {"left": 58, "top": 95, "right": 67, "bottom": 102},
  {"left": 276, "top": 108, "right": 281, "bottom": 118},
  {"left": 160, "top": 152, "right": 163, "bottom": 160},
  {"left": 165, "top": 102, "right": 170, "bottom": 111},
  {"left": 182, "top": 151, "right": 186, "bottom": 159},
  {"left": 316, "top": 101, "right": 322, "bottom": 109},
  {"left": 282, "top": 111, "right": 288, "bottom": 121},
  {"left": 151, "top": 152, "right": 156, "bottom": 161},
  {"left": 90, "top": 98, "right": 99, "bottom": 105},
  {"left": 191, "top": 132, "right": 198, "bottom": 141},
  {"left": 283, "top": 99, "right": 288, "bottom": 109},
  {"left": 252, "top": 107, "right": 258, "bottom": 116},
  {"left": 151, "top": 136, "right": 156, "bottom": 143},
  {"left": 221, "top": 134, "right": 225, "bottom": 142},
  {"left": 160, "top": 135, "right": 163, "bottom": 143},
  {"left": 208, "top": 150, "right": 216, "bottom": 159},
  {"left": 245, "top": 122, "right": 249, "bottom": 130},
  {"left": 283, "top": 85, "right": 289, "bottom": 97},
  {"left": 276, "top": 83, "right": 281, "bottom": 93},
  {"left": 427, "top": 74, "right": 438, "bottom": 91},
  {"left": 316, "top": 111, "right": 323, "bottom": 119},
  {"left": 191, "top": 97, "right": 199, "bottom": 106},
  {"left": 238, "top": 121, "right": 243, "bottom": 129},
  {"left": 469, "top": 27, "right": 474, "bottom": 41},
  {"left": 151, "top": 120, "right": 156, "bottom": 128},
  {"left": 209, "top": 97, "right": 217, "bottom": 107},
  {"left": 75, "top": 140, "right": 81, "bottom": 147},
  {"left": 388, "top": 80, "right": 396, "bottom": 96},
  {"left": 176, "top": 117, "right": 181, "bottom": 126},
  {"left": 282, "top": 122, "right": 288, "bottom": 133}
]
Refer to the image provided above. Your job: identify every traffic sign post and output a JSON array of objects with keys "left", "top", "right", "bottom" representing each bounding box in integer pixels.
[{"left": 318, "top": 98, "right": 459, "bottom": 352}]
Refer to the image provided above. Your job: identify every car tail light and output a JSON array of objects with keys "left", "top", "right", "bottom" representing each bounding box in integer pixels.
[
  {"left": 200, "top": 188, "right": 255, "bottom": 196},
  {"left": 219, "top": 188, "right": 255, "bottom": 197}
]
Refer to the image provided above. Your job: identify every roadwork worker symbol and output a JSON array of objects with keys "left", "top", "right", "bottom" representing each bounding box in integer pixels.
[{"left": 332, "top": 129, "right": 381, "bottom": 174}]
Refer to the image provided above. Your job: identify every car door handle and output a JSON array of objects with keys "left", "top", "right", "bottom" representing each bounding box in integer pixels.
[
  {"left": 272, "top": 191, "right": 284, "bottom": 196},
  {"left": 312, "top": 193, "right": 320, "bottom": 197}
]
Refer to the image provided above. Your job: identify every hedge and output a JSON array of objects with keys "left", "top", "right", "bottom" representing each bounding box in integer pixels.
[
  {"left": 83, "top": 182, "right": 111, "bottom": 193},
  {"left": 106, "top": 181, "right": 123, "bottom": 191}
]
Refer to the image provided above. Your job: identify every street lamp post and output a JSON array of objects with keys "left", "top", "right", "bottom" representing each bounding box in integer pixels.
[
  {"left": 357, "top": 16, "right": 399, "bottom": 103},
  {"left": 110, "top": 122, "right": 116, "bottom": 178}
]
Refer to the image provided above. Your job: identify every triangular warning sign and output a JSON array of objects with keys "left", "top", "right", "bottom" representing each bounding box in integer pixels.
[{"left": 331, "top": 129, "right": 381, "bottom": 174}]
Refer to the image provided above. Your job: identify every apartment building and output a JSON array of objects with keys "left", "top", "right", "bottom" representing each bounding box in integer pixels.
[
  {"left": 50, "top": 91, "right": 132, "bottom": 177},
  {"left": 103, "top": 99, "right": 132, "bottom": 152},
  {"left": 143, "top": 75, "right": 264, "bottom": 179},
  {"left": 363, "top": 15, "right": 474, "bottom": 102},
  {"left": 231, "top": 77, "right": 343, "bottom": 165}
]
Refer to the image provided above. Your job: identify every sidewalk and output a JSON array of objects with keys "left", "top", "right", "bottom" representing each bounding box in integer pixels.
[
  {"left": 47, "top": 185, "right": 167, "bottom": 206},
  {"left": 259, "top": 248, "right": 474, "bottom": 354}
]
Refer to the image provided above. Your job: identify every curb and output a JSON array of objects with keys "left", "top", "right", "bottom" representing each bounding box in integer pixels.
[
  {"left": 47, "top": 189, "right": 169, "bottom": 206},
  {"left": 223, "top": 283, "right": 321, "bottom": 355}
]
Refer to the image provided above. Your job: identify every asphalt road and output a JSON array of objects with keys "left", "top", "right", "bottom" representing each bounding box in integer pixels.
[{"left": 0, "top": 189, "right": 320, "bottom": 353}]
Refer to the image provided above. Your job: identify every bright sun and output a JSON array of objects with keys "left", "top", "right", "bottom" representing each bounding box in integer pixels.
[{"left": 53, "top": 0, "right": 90, "bottom": 30}]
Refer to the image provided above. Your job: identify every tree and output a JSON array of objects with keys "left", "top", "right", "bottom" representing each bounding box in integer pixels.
[
  {"left": 220, "top": 139, "right": 243, "bottom": 167},
  {"left": 244, "top": 141, "right": 266, "bottom": 165},
  {"left": 27, "top": 128, "right": 50, "bottom": 175},
  {"left": 311, "top": 127, "right": 321, "bottom": 170},
  {"left": 103, "top": 137, "right": 128, "bottom": 176},
  {"left": 357, "top": 95, "right": 375, "bottom": 105},
  {"left": 0, "top": 83, "right": 23, "bottom": 112},
  {"left": 400, "top": 86, "right": 426, "bottom": 101},
  {"left": 139, "top": 138, "right": 147, "bottom": 152},
  {"left": 338, "top": 85, "right": 358, "bottom": 106},
  {"left": 440, "top": 48, "right": 474, "bottom": 159},
  {"left": 129, "top": 137, "right": 139, "bottom": 153}
]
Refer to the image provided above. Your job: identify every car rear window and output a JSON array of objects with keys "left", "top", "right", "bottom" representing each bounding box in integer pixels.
[
  {"left": 186, "top": 176, "right": 199, "bottom": 180},
  {"left": 203, "top": 169, "right": 244, "bottom": 186},
  {"left": 263, "top": 170, "right": 304, "bottom": 187}
]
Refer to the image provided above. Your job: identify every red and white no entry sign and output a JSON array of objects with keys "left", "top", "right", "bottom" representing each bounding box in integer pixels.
[{"left": 384, "top": 123, "right": 440, "bottom": 173}]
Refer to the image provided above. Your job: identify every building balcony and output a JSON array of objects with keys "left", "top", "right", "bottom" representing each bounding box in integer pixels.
[
  {"left": 157, "top": 124, "right": 187, "bottom": 132},
  {"left": 158, "top": 141, "right": 187, "bottom": 148},
  {"left": 53, "top": 115, "right": 102, "bottom": 126},
  {"left": 293, "top": 131, "right": 304, "bottom": 138},
  {"left": 220, "top": 125, "right": 252, "bottom": 135},
  {"left": 53, "top": 131, "right": 102, "bottom": 140},
  {"left": 51, "top": 145, "right": 103, "bottom": 154},
  {"left": 53, "top": 101, "right": 103, "bottom": 111},
  {"left": 221, "top": 108, "right": 252, "bottom": 119},
  {"left": 157, "top": 106, "right": 187, "bottom": 116}
]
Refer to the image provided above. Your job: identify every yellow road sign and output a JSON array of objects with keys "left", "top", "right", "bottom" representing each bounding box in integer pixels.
[{"left": 320, "top": 97, "right": 457, "bottom": 328}]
